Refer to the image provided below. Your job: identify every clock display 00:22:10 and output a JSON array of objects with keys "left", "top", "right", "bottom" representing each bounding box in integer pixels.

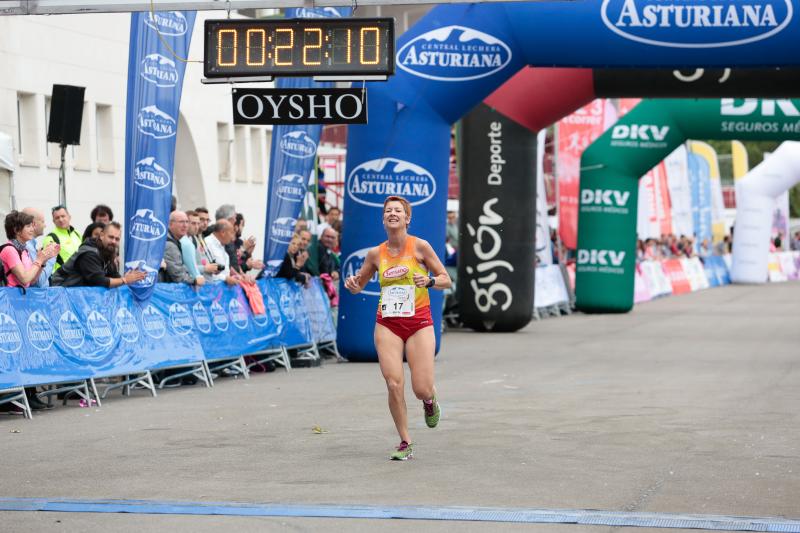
[{"left": 212, "top": 24, "right": 389, "bottom": 75}]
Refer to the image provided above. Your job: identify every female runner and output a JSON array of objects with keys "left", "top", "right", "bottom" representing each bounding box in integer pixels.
[{"left": 344, "top": 196, "right": 452, "bottom": 460}]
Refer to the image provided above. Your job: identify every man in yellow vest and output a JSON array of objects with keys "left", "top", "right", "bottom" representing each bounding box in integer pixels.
[{"left": 42, "top": 205, "right": 83, "bottom": 273}]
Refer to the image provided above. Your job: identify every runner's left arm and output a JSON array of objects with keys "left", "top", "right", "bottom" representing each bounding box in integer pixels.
[{"left": 414, "top": 239, "right": 452, "bottom": 290}]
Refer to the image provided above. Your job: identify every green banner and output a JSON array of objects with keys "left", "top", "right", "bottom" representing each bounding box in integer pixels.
[{"left": 576, "top": 99, "right": 800, "bottom": 313}]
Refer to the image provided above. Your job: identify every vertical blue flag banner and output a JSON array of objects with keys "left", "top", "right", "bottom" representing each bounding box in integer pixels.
[
  {"left": 262, "top": 7, "right": 350, "bottom": 274},
  {"left": 124, "top": 11, "right": 196, "bottom": 300},
  {"left": 688, "top": 152, "right": 713, "bottom": 248}
]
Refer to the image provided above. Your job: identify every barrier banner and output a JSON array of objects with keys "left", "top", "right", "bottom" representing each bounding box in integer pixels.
[
  {"left": 778, "top": 251, "right": 799, "bottom": 280},
  {"left": 124, "top": 10, "right": 196, "bottom": 300},
  {"left": 303, "top": 279, "right": 337, "bottom": 343},
  {"left": 459, "top": 103, "right": 535, "bottom": 332},
  {"left": 0, "top": 289, "right": 21, "bottom": 390},
  {"left": 681, "top": 257, "right": 709, "bottom": 291},
  {"left": 633, "top": 264, "right": 651, "bottom": 304},
  {"left": 662, "top": 259, "right": 691, "bottom": 295},
  {"left": 262, "top": 7, "right": 348, "bottom": 275},
  {"left": 703, "top": 255, "right": 730, "bottom": 287},
  {"left": 533, "top": 265, "right": 569, "bottom": 309},
  {"left": 136, "top": 283, "right": 206, "bottom": 370},
  {"left": 767, "top": 253, "right": 787, "bottom": 282},
  {"left": 261, "top": 279, "right": 313, "bottom": 347},
  {"left": 640, "top": 260, "right": 672, "bottom": 298}
]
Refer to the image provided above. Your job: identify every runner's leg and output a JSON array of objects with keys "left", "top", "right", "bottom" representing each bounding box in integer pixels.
[
  {"left": 405, "top": 325, "right": 436, "bottom": 402},
  {"left": 375, "top": 323, "right": 411, "bottom": 443}
]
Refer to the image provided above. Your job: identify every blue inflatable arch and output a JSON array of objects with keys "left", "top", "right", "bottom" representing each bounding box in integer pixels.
[{"left": 338, "top": 1, "right": 800, "bottom": 361}]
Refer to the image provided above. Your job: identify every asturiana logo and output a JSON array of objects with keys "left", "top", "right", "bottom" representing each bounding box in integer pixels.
[
  {"left": 293, "top": 7, "right": 343, "bottom": 18},
  {"left": 144, "top": 11, "right": 188, "bottom": 36},
  {"left": 267, "top": 294, "right": 283, "bottom": 325},
  {"left": 279, "top": 131, "right": 317, "bottom": 158},
  {"left": 134, "top": 157, "right": 171, "bottom": 190},
  {"left": 87, "top": 311, "right": 113, "bottom": 346},
  {"left": 342, "top": 247, "right": 380, "bottom": 296},
  {"left": 229, "top": 299, "right": 249, "bottom": 330},
  {"left": 141, "top": 53, "right": 179, "bottom": 87},
  {"left": 276, "top": 174, "right": 307, "bottom": 203},
  {"left": 137, "top": 105, "right": 177, "bottom": 139},
  {"left": 279, "top": 288, "right": 296, "bottom": 322},
  {"left": 129, "top": 209, "right": 167, "bottom": 242},
  {"left": 169, "top": 303, "right": 194, "bottom": 335},
  {"left": 27, "top": 311, "right": 54, "bottom": 351},
  {"left": 141, "top": 305, "right": 166, "bottom": 339},
  {"left": 270, "top": 216, "right": 297, "bottom": 245},
  {"left": 601, "top": 0, "right": 792, "bottom": 48},
  {"left": 192, "top": 302, "right": 212, "bottom": 334},
  {"left": 125, "top": 260, "right": 159, "bottom": 287},
  {"left": 210, "top": 301, "right": 229, "bottom": 332},
  {"left": 115, "top": 308, "right": 140, "bottom": 343},
  {"left": 397, "top": 25, "right": 512, "bottom": 82},
  {"left": 59, "top": 311, "right": 85, "bottom": 349},
  {"left": 347, "top": 158, "right": 436, "bottom": 208},
  {"left": 0, "top": 313, "right": 23, "bottom": 354}
]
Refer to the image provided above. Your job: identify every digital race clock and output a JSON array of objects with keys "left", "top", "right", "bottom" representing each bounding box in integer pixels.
[{"left": 204, "top": 18, "right": 394, "bottom": 78}]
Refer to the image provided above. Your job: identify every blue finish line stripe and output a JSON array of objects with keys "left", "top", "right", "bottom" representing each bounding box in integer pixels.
[{"left": 0, "top": 499, "right": 799, "bottom": 531}]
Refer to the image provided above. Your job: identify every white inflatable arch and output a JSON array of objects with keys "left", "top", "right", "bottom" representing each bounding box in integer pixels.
[{"left": 731, "top": 141, "right": 800, "bottom": 283}]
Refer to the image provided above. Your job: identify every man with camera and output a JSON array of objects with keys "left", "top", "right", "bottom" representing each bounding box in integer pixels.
[
  {"left": 161, "top": 211, "right": 205, "bottom": 286},
  {"left": 202, "top": 219, "right": 240, "bottom": 286}
]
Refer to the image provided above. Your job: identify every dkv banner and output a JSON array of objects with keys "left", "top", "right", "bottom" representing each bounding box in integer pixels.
[
  {"left": 124, "top": 10, "right": 196, "bottom": 301},
  {"left": 262, "top": 7, "right": 349, "bottom": 275}
]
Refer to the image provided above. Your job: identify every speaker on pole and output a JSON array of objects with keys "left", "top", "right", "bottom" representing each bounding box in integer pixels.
[{"left": 47, "top": 84, "right": 85, "bottom": 146}]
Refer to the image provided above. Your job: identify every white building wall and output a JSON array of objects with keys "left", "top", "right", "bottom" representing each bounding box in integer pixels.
[{"left": 0, "top": 11, "right": 274, "bottom": 257}]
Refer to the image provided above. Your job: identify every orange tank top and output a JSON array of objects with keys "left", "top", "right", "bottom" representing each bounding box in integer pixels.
[{"left": 377, "top": 236, "right": 430, "bottom": 312}]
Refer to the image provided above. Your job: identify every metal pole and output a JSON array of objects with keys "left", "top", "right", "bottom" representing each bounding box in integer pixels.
[
  {"left": 59, "top": 144, "right": 67, "bottom": 207},
  {"left": 9, "top": 170, "right": 17, "bottom": 211}
]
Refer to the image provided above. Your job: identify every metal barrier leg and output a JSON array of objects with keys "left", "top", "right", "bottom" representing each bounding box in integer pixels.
[{"left": 89, "top": 378, "right": 102, "bottom": 407}]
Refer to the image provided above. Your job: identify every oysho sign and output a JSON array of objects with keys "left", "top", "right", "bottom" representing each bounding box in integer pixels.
[
  {"left": 602, "top": 0, "right": 793, "bottom": 48},
  {"left": 397, "top": 25, "right": 512, "bottom": 81},
  {"left": 233, "top": 88, "right": 367, "bottom": 125},
  {"left": 347, "top": 158, "right": 436, "bottom": 208}
]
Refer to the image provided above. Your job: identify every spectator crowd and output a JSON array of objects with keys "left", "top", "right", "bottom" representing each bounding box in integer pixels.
[{"left": 1, "top": 201, "right": 343, "bottom": 410}]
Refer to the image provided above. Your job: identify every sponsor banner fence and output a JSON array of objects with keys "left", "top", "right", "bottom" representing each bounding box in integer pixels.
[
  {"left": 533, "top": 265, "right": 569, "bottom": 309},
  {"left": 0, "top": 279, "right": 333, "bottom": 392},
  {"left": 124, "top": 10, "right": 195, "bottom": 301}
]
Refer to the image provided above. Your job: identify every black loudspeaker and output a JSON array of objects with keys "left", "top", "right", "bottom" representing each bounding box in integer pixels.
[{"left": 47, "top": 84, "right": 85, "bottom": 146}]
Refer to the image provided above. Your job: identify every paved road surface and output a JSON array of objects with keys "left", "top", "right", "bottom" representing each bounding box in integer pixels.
[{"left": 2, "top": 283, "right": 798, "bottom": 532}]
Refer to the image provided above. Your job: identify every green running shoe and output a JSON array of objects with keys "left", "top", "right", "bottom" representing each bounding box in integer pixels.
[
  {"left": 390, "top": 441, "right": 413, "bottom": 461},
  {"left": 423, "top": 396, "right": 440, "bottom": 428}
]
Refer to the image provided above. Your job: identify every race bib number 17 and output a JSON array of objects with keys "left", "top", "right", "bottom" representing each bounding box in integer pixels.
[{"left": 380, "top": 285, "right": 414, "bottom": 318}]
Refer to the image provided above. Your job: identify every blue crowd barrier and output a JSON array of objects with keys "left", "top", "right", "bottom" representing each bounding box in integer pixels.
[
  {"left": 0, "top": 278, "right": 336, "bottom": 394},
  {"left": 703, "top": 255, "right": 731, "bottom": 288}
]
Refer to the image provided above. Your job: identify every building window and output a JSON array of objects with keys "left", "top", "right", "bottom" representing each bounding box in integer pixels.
[
  {"left": 217, "top": 122, "right": 231, "bottom": 181},
  {"left": 234, "top": 125, "right": 248, "bottom": 183},
  {"left": 94, "top": 104, "right": 112, "bottom": 172},
  {"left": 72, "top": 102, "right": 92, "bottom": 171},
  {"left": 250, "top": 128, "right": 264, "bottom": 183},
  {"left": 17, "top": 92, "right": 39, "bottom": 167},
  {"left": 45, "top": 96, "right": 62, "bottom": 169}
]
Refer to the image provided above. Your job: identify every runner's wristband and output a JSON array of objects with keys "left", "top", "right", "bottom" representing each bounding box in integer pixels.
[{"left": 426, "top": 277, "right": 435, "bottom": 288}]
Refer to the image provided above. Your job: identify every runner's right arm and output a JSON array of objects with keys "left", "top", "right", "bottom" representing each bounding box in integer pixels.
[{"left": 344, "top": 247, "right": 378, "bottom": 294}]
